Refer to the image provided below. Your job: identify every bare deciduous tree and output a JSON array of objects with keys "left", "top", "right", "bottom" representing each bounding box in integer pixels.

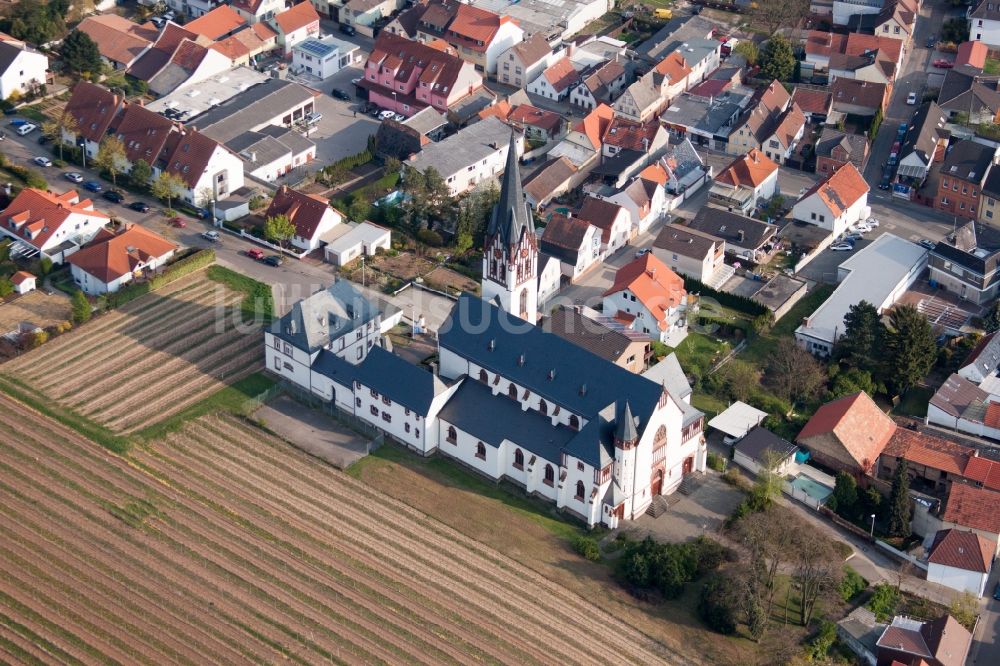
[{"left": 750, "top": 0, "right": 810, "bottom": 36}]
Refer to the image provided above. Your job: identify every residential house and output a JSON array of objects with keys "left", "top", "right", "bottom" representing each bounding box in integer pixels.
[
  {"left": 970, "top": 0, "right": 1000, "bottom": 47},
  {"left": 761, "top": 104, "right": 807, "bottom": 165},
  {"left": 634, "top": 14, "right": 715, "bottom": 63},
  {"left": 570, "top": 59, "right": 627, "bottom": 110},
  {"left": 602, "top": 253, "right": 688, "bottom": 345},
  {"left": 611, "top": 51, "right": 691, "bottom": 123},
  {"left": 522, "top": 157, "right": 579, "bottom": 210},
  {"left": 815, "top": 128, "right": 870, "bottom": 175},
  {"left": 875, "top": 615, "right": 972, "bottom": 666},
  {"left": 791, "top": 87, "right": 834, "bottom": 124},
  {"left": 636, "top": 138, "right": 709, "bottom": 198},
  {"left": 725, "top": 80, "right": 793, "bottom": 157},
  {"left": 733, "top": 426, "right": 798, "bottom": 477},
  {"left": 268, "top": 2, "right": 321, "bottom": 55},
  {"left": 360, "top": 32, "right": 484, "bottom": 117},
  {"left": 831, "top": 78, "right": 890, "bottom": 118},
  {"left": 265, "top": 185, "right": 343, "bottom": 252},
  {"left": 854, "top": 0, "right": 918, "bottom": 42},
  {"left": 652, "top": 223, "right": 726, "bottom": 286},
  {"left": 76, "top": 14, "right": 158, "bottom": 70},
  {"left": 601, "top": 116, "right": 669, "bottom": 182},
  {"left": 935, "top": 139, "right": 998, "bottom": 220},
  {"left": 63, "top": 82, "right": 123, "bottom": 161},
  {"left": 291, "top": 36, "right": 360, "bottom": 78},
  {"left": 927, "top": 374, "right": 994, "bottom": 439},
  {"left": 544, "top": 305, "right": 651, "bottom": 374},
  {"left": 652, "top": 51, "right": 693, "bottom": 101},
  {"left": 795, "top": 391, "right": 896, "bottom": 476},
  {"left": 539, "top": 213, "right": 603, "bottom": 281},
  {"left": 926, "top": 220, "right": 1000, "bottom": 304},
  {"left": 979, "top": 164, "right": 1000, "bottom": 225},
  {"left": 227, "top": 124, "right": 316, "bottom": 181},
  {"left": 795, "top": 234, "right": 928, "bottom": 357},
  {"left": 659, "top": 88, "right": 752, "bottom": 150},
  {"left": 0, "top": 189, "right": 110, "bottom": 264},
  {"left": 897, "top": 101, "right": 949, "bottom": 186},
  {"left": 576, "top": 195, "right": 632, "bottom": 255},
  {"left": 159, "top": 128, "right": 246, "bottom": 206},
  {"left": 687, "top": 208, "right": 776, "bottom": 262},
  {"left": 231, "top": 0, "right": 288, "bottom": 23},
  {"left": 127, "top": 23, "right": 233, "bottom": 96},
  {"left": 937, "top": 483, "right": 1000, "bottom": 556},
  {"left": 605, "top": 174, "right": 666, "bottom": 233},
  {"left": 937, "top": 66, "right": 1000, "bottom": 125},
  {"left": 527, "top": 57, "right": 579, "bottom": 102},
  {"left": 537, "top": 252, "right": 562, "bottom": 306},
  {"left": 926, "top": 529, "right": 993, "bottom": 596},
  {"left": 507, "top": 104, "right": 564, "bottom": 142},
  {"left": 407, "top": 116, "right": 518, "bottom": 195},
  {"left": 67, "top": 225, "right": 177, "bottom": 295},
  {"left": 497, "top": 33, "right": 554, "bottom": 88},
  {"left": 111, "top": 102, "right": 175, "bottom": 174},
  {"left": 829, "top": 49, "right": 897, "bottom": 85},
  {"left": 548, "top": 103, "right": 613, "bottom": 168},
  {"left": 792, "top": 162, "right": 870, "bottom": 237},
  {"left": 323, "top": 221, "right": 392, "bottom": 266},
  {"left": 341, "top": 0, "right": 403, "bottom": 31},
  {"left": 708, "top": 149, "right": 780, "bottom": 215},
  {"left": 0, "top": 37, "right": 48, "bottom": 100},
  {"left": 956, "top": 40, "right": 989, "bottom": 69},
  {"left": 959, "top": 329, "right": 1000, "bottom": 385},
  {"left": 184, "top": 5, "right": 248, "bottom": 41},
  {"left": 878, "top": 427, "right": 986, "bottom": 496}
]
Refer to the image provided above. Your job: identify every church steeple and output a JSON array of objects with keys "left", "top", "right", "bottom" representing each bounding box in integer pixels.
[{"left": 481, "top": 130, "right": 538, "bottom": 323}]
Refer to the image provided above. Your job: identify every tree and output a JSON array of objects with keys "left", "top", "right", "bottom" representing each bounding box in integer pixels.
[
  {"left": 829, "top": 368, "right": 876, "bottom": 400},
  {"left": 196, "top": 187, "right": 215, "bottom": 211},
  {"left": 2, "top": 0, "right": 68, "bottom": 45},
  {"left": 828, "top": 472, "right": 858, "bottom": 518},
  {"left": 59, "top": 30, "right": 103, "bottom": 76},
  {"left": 264, "top": 213, "right": 295, "bottom": 249},
  {"left": 759, "top": 35, "right": 796, "bottom": 82},
  {"left": 130, "top": 159, "right": 153, "bottom": 192},
  {"left": 719, "top": 360, "right": 759, "bottom": 402},
  {"left": 985, "top": 300, "right": 1000, "bottom": 333},
  {"left": 95, "top": 136, "right": 128, "bottom": 187},
  {"left": 885, "top": 305, "right": 936, "bottom": 394},
  {"left": 766, "top": 337, "right": 826, "bottom": 403},
  {"left": 151, "top": 171, "right": 186, "bottom": 211},
  {"left": 0, "top": 278, "right": 13, "bottom": 298},
  {"left": 733, "top": 40, "right": 759, "bottom": 66},
  {"left": 837, "top": 300, "right": 882, "bottom": 367},
  {"left": 790, "top": 529, "right": 841, "bottom": 626},
  {"left": 731, "top": 508, "right": 797, "bottom": 619},
  {"left": 749, "top": 0, "right": 810, "bottom": 35},
  {"left": 887, "top": 460, "right": 912, "bottom": 537},
  {"left": 42, "top": 113, "right": 79, "bottom": 162},
  {"left": 949, "top": 591, "right": 978, "bottom": 629},
  {"left": 70, "top": 290, "right": 91, "bottom": 325},
  {"left": 400, "top": 166, "right": 452, "bottom": 231},
  {"left": 698, "top": 575, "right": 739, "bottom": 635}
]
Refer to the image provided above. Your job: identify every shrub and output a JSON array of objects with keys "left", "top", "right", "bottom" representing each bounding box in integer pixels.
[
  {"left": 706, "top": 452, "right": 726, "bottom": 472},
  {"left": 839, "top": 566, "right": 867, "bottom": 601},
  {"left": 617, "top": 535, "right": 728, "bottom": 600},
  {"left": 684, "top": 275, "right": 767, "bottom": 316},
  {"left": 0, "top": 277, "right": 13, "bottom": 298},
  {"left": 29, "top": 330, "right": 48, "bottom": 348},
  {"left": 70, "top": 289, "right": 91, "bottom": 324},
  {"left": 805, "top": 620, "right": 837, "bottom": 660},
  {"left": 416, "top": 228, "right": 443, "bottom": 247},
  {"left": 868, "top": 582, "right": 899, "bottom": 622},
  {"left": 571, "top": 535, "right": 601, "bottom": 561},
  {"left": 698, "top": 577, "right": 738, "bottom": 635},
  {"left": 106, "top": 249, "right": 216, "bottom": 309}
]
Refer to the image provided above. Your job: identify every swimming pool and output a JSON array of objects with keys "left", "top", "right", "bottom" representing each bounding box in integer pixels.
[{"left": 789, "top": 474, "right": 833, "bottom": 504}]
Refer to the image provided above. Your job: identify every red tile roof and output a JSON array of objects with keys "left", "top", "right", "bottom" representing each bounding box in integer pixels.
[
  {"left": 64, "top": 81, "right": 122, "bottom": 145},
  {"left": 603, "top": 254, "right": 686, "bottom": 331},
  {"left": 1, "top": 189, "right": 110, "bottom": 250},
  {"left": 687, "top": 78, "right": 729, "bottom": 98},
  {"left": 447, "top": 4, "right": 507, "bottom": 53},
  {"left": 791, "top": 87, "right": 833, "bottom": 115},
  {"left": 161, "top": 129, "right": 227, "bottom": 189},
  {"left": 962, "top": 453, "right": 1000, "bottom": 491},
  {"left": 540, "top": 213, "right": 594, "bottom": 252},
  {"left": 798, "top": 162, "right": 869, "bottom": 217},
  {"left": 845, "top": 33, "right": 903, "bottom": 65},
  {"left": 368, "top": 32, "right": 469, "bottom": 97},
  {"left": 956, "top": 40, "right": 989, "bottom": 69},
  {"left": 542, "top": 56, "right": 579, "bottom": 93},
  {"left": 755, "top": 79, "right": 791, "bottom": 114},
  {"left": 715, "top": 149, "right": 779, "bottom": 188},
  {"left": 883, "top": 428, "right": 970, "bottom": 476},
  {"left": 796, "top": 392, "right": 896, "bottom": 473},
  {"left": 653, "top": 51, "right": 691, "bottom": 84},
  {"left": 10, "top": 271, "right": 34, "bottom": 286},
  {"left": 804, "top": 30, "right": 847, "bottom": 57},
  {"left": 603, "top": 117, "right": 660, "bottom": 151},
  {"left": 572, "top": 103, "right": 614, "bottom": 150},
  {"left": 984, "top": 401, "right": 1000, "bottom": 428},
  {"left": 928, "top": 528, "right": 993, "bottom": 572},
  {"left": 112, "top": 103, "right": 175, "bottom": 166},
  {"left": 185, "top": 5, "right": 247, "bottom": 41},
  {"left": 508, "top": 105, "right": 562, "bottom": 133},
  {"left": 273, "top": 2, "right": 320, "bottom": 35},
  {"left": 77, "top": 14, "right": 157, "bottom": 66},
  {"left": 942, "top": 483, "right": 1000, "bottom": 534},
  {"left": 67, "top": 225, "right": 176, "bottom": 283},
  {"left": 265, "top": 185, "right": 337, "bottom": 242}
]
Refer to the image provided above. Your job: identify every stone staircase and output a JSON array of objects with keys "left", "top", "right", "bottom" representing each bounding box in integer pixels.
[
  {"left": 645, "top": 495, "right": 670, "bottom": 518},
  {"left": 705, "top": 263, "right": 736, "bottom": 290},
  {"left": 678, "top": 473, "right": 704, "bottom": 496}
]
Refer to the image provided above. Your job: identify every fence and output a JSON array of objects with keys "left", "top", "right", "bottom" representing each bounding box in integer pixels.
[{"left": 875, "top": 540, "right": 928, "bottom": 571}]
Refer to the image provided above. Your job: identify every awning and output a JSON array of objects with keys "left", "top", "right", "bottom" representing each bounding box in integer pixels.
[{"left": 707, "top": 401, "right": 768, "bottom": 439}]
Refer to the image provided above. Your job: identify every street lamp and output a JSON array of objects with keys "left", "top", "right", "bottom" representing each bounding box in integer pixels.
[
  {"left": 392, "top": 91, "right": 397, "bottom": 113},
  {"left": 869, "top": 513, "right": 876, "bottom": 538}
]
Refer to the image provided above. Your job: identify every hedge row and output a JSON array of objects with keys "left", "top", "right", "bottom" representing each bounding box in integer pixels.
[
  {"left": 683, "top": 275, "right": 767, "bottom": 317},
  {"left": 206, "top": 264, "right": 274, "bottom": 323},
  {"left": 105, "top": 249, "right": 216, "bottom": 309},
  {"left": 327, "top": 135, "right": 377, "bottom": 173}
]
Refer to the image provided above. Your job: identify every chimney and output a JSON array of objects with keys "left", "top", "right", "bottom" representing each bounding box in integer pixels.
[
  {"left": 288, "top": 319, "right": 297, "bottom": 335},
  {"left": 517, "top": 353, "right": 526, "bottom": 366},
  {"left": 430, "top": 362, "right": 438, "bottom": 376},
  {"left": 488, "top": 338, "right": 495, "bottom": 351},
  {"left": 737, "top": 229, "right": 745, "bottom": 243},
  {"left": 579, "top": 383, "right": 587, "bottom": 396}
]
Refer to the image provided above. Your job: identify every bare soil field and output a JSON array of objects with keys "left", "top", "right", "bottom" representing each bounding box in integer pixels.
[
  {"left": 0, "top": 289, "right": 72, "bottom": 332},
  {"left": 1, "top": 272, "right": 261, "bottom": 434},
  {"left": 369, "top": 252, "right": 436, "bottom": 281},
  {"left": 0, "top": 394, "right": 673, "bottom": 665},
  {"left": 424, "top": 266, "right": 478, "bottom": 294}
]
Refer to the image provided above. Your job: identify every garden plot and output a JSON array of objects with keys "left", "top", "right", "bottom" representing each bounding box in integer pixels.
[
  {"left": 0, "top": 394, "right": 672, "bottom": 665},
  {"left": 2, "top": 272, "right": 261, "bottom": 434}
]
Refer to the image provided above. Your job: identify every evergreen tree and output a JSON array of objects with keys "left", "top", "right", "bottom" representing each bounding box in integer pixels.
[
  {"left": 885, "top": 305, "right": 936, "bottom": 393},
  {"left": 985, "top": 300, "right": 1000, "bottom": 333},
  {"left": 60, "top": 30, "right": 103, "bottom": 76},
  {"left": 828, "top": 472, "right": 858, "bottom": 518},
  {"left": 838, "top": 300, "right": 882, "bottom": 366},
  {"left": 70, "top": 290, "right": 91, "bottom": 325},
  {"left": 888, "top": 460, "right": 912, "bottom": 537},
  {"left": 759, "top": 36, "right": 796, "bottom": 82}
]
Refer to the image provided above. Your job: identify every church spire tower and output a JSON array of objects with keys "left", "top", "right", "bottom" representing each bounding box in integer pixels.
[{"left": 481, "top": 130, "right": 538, "bottom": 322}]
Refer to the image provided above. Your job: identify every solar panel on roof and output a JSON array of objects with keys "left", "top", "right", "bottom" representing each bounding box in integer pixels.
[{"left": 297, "top": 40, "right": 335, "bottom": 58}]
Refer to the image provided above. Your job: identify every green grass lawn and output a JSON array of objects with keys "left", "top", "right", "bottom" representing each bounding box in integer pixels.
[
  {"left": 692, "top": 392, "right": 728, "bottom": 419},
  {"left": 671, "top": 331, "right": 730, "bottom": 370},
  {"left": 741, "top": 284, "right": 835, "bottom": 365},
  {"left": 893, "top": 386, "right": 933, "bottom": 418},
  {"left": 985, "top": 57, "right": 1000, "bottom": 75}
]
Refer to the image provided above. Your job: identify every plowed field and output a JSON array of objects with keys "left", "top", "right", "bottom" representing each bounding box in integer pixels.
[
  {"left": 2, "top": 272, "right": 261, "bottom": 434},
  {"left": 0, "top": 394, "right": 671, "bottom": 665}
]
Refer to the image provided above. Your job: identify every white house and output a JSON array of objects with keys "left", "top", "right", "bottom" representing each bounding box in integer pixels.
[
  {"left": 498, "top": 33, "right": 555, "bottom": 89},
  {"left": 269, "top": 1, "right": 322, "bottom": 55},
  {"left": 10, "top": 271, "right": 35, "bottom": 295},
  {"left": 538, "top": 213, "right": 603, "bottom": 282},
  {"left": 67, "top": 225, "right": 177, "bottom": 295},
  {"left": 605, "top": 175, "right": 667, "bottom": 233},
  {"left": 227, "top": 125, "right": 317, "bottom": 182},
  {"left": 926, "top": 529, "right": 993, "bottom": 597},
  {"left": 0, "top": 39, "right": 48, "bottom": 101},
  {"left": 577, "top": 196, "right": 632, "bottom": 256},
  {"left": 159, "top": 130, "right": 246, "bottom": 208},
  {"left": 265, "top": 185, "right": 343, "bottom": 253},
  {"left": 232, "top": 0, "right": 290, "bottom": 24},
  {"left": 602, "top": 253, "right": 688, "bottom": 345},
  {"left": 407, "top": 117, "right": 519, "bottom": 196},
  {"left": 791, "top": 162, "right": 870, "bottom": 237},
  {"left": 527, "top": 57, "right": 579, "bottom": 102},
  {"left": 537, "top": 253, "right": 562, "bottom": 306},
  {"left": 970, "top": 0, "right": 1000, "bottom": 46},
  {"left": 708, "top": 149, "right": 780, "bottom": 215},
  {"left": 652, "top": 223, "right": 727, "bottom": 287},
  {"left": 0, "top": 189, "right": 109, "bottom": 264},
  {"left": 323, "top": 221, "right": 391, "bottom": 266},
  {"left": 292, "top": 36, "right": 360, "bottom": 79}
]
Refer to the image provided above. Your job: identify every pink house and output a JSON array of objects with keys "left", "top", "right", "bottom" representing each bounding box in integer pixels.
[{"left": 361, "top": 32, "right": 483, "bottom": 117}]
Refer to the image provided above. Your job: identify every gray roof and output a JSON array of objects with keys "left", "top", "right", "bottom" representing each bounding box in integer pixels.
[
  {"left": 962, "top": 331, "right": 1000, "bottom": 379},
  {"left": 0, "top": 41, "right": 27, "bottom": 73},
  {"left": 409, "top": 115, "right": 511, "bottom": 180},
  {"left": 643, "top": 352, "right": 692, "bottom": 401},
  {"left": 226, "top": 131, "right": 290, "bottom": 166},
  {"left": 258, "top": 124, "right": 315, "bottom": 154},
  {"left": 148, "top": 63, "right": 193, "bottom": 96},
  {"left": 971, "top": 0, "right": 1000, "bottom": 21},
  {"left": 930, "top": 373, "right": 989, "bottom": 419},
  {"left": 402, "top": 106, "right": 448, "bottom": 136},
  {"left": 938, "top": 66, "right": 1000, "bottom": 116},
  {"left": 187, "top": 78, "right": 317, "bottom": 143},
  {"left": 735, "top": 426, "right": 797, "bottom": 464},
  {"left": 941, "top": 139, "right": 996, "bottom": 184},
  {"left": 660, "top": 90, "right": 749, "bottom": 136},
  {"left": 815, "top": 128, "right": 868, "bottom": 165},
  {"left": 615, "top": 402, "right": 638, "bottom": 442},
  {"left": 313, "top": 346, "right": 448, "bottom": 414},
  {"left": 901, "top": 101, "right": 948, "bottom": 166},
  {"left": 688, "top": 208, "right": 775, "bottom": 250},
  {"left": 487, "top": 129, "right": 534, "bottom": 247},
  {"left": 635, "top": 15, "right": 715, "bottom": 63},
  {"left": 545, "top": 306, "right": 649, "bottom": 365},
  {"left": 271, "top": 280, "right": 381, "bottom": 353},
  {"left": 653, "top": 223, "right": 720, "bottom": 259},
  {"left": 438, "top": 294, "right": 666, "bottom": 433}
]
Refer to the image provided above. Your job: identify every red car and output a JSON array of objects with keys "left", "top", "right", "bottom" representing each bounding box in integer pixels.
[
  {"left": 246, "top": 248, "right": 265, "bottom": 260},
  {"left": 170, "top": 217, "right": 186, "bottom": 228},
  {"left": 933, "top": 59, "right": 954, "bottom": 69}
]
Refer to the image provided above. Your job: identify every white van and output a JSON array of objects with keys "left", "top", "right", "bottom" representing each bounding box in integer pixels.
[{"left": 16, "top": 123, "right": 36, "bottom": 136}]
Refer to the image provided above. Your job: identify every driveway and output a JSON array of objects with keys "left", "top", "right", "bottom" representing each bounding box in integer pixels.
[
  {"left": 622, "top": 472, "right": 744, "bottom": 543},
  {"left": 255, "top": 394, "right": 371, "bottom": 469},
  {"left": 293, "top": 63, "right": 381, "bottom": 164},
  {"left": 970, "top": 564, "right": 1000, "bottom": 665}
]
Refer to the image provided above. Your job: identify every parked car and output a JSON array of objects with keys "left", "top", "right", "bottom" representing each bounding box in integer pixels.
[
  {"left": 304, "top": 112, "right": 322, "bottom": 125},
  {"left": 831, "top": 243, "right": 854, "bottom": 251},
  {"left": 264, "top": 254, "right": 284, "bottom": 266},
  {"left": 378, "top": 110, "right": 395, "bottom": 120},
  {"left": 170, "top": 216, "right": 186, "bottom": 228},
  {"left": 933, "top": 59, "right": 954, "bottom": 68},
  {"left": 906, "top": 91, "right": 917, "bottom": 105},
  {"left": 340, "top": 23, "right": 356, "bottom": 36},
  {"left": 102, "top": 190, "right": 124, "bottom": 203},
  {"left": 844, "top": 233, "right": 862, "bottom": 242},
  {"left": 83, "top": 181, "right": 102, "bottom": 192},
  {"left": 867, "top": 218, "right": 880, "bottom": 227},
  {"left": 879, "top": 170, "right": 892, "bottom": 190},
  {"left": 634, "top": 248, "right": 650, "bottom": 258},
  {"left": 37, "top": 134, "right": 50, "bottom": 145},
  {"left": 331, "top": 88, "right": 350, "bottom": 101},
  {"left": 993, "top": 581, "right": 1000, "bottom": 601},
  {"left": 0, "top": 131, "right": 5, "bottom": 141},
  {"left": 369, "top": 106, "right": 383, "bottom": 118},
  {"left": 16, "top": 123, "right": 36, "bottom": 136},
  {"left": 246, "top": 248, "right": 265, "bottom": 260},
  {"left": 927, "top": 35, "right": 936, "bottom": 49},
  {"left": 855, "top": 224, "right": 872, "bottom": 234},
  {"left": 919, "top": 239, "right": 936, "bottom": 249},
  {"left": 201, "top": 230, "right": 221, "bottom": 242},
  {"left": 351, "top": 77, "right": 361, "bottom": 86},
  {"left": 64, "top": 171, "right": 84, "bottom": 183},
  {"left": 393, "top": 113, "right": 406, "bottom": 122},
  {"left": 33, "top": 156, "right": 52, "bottom": 167},
  {"left": 128, "top": 201, "right": 150, "bottom": 213},
  {"left": 8, "top": 119, "right": 27, "bottom": 127}
]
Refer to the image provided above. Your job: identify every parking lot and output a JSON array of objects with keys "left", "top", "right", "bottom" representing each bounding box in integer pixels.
[{"left": 290, "top": 64, "right": 380, "bottom": 164}]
